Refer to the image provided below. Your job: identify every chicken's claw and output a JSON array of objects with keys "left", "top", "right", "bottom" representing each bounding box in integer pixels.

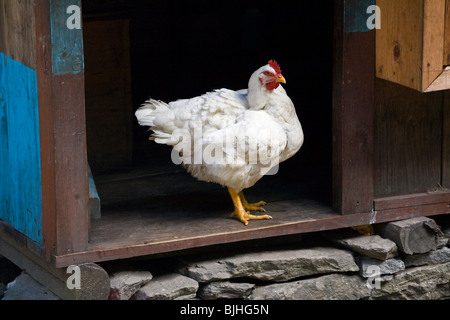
[{"left": 228, "top": 188, "right": 272, "bottom": 225}]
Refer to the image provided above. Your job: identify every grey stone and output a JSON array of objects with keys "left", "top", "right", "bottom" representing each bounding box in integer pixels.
[
  {"left": 250, "top": 273, "right": 371, "bottom": 300},
  {"left": 131, "top": 273, "right": 198, "bottom": 300},
  {"left": 403, "top": 247, "right": 450, "bottom": 267},
  {"left": 377, "top": 217, "right": 440, "bottom": 255},
  {"left": 178, "top": 247, "right": 359, "bottom": 283},
  {"left": 356, "top": 256, "right": 405, "bottom": 278},
  {"left": 437, "top": 236, "right": 449, "bottom": 248},
  {"left": 109, "top": 271, "right": 153, "bottom": 300},
  {"left": 3, "top": 273, "right": 60, "bottom": 300},
  {"left": 324, "top": 230, "right": 398, "bottom": 260},
  {"left": 370, "top": 262, "right": 450, "bottom": 300},
  {"left": 197, "top": 281, "right": 255, "bottom": 300}
]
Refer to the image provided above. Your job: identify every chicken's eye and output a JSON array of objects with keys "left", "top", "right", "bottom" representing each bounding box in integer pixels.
[{"left": 264, "top": 71, "right": 272, "bottom": 76}]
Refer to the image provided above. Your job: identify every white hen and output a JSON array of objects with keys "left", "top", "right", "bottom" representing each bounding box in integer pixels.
[{"left": 135, "top": 60, "right": 303, "bottom": 225}]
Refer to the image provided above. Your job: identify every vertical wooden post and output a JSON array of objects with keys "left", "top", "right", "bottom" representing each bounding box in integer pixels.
[
  {"left": 36, "top": 0, "right": 89, "bottom": 257},
  {"left": 332, "top": 0, "right": 375, "bottom": 214}
]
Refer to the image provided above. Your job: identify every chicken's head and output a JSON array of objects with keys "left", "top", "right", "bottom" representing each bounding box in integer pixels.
[{"left": 258, "top": 60, "right": 287, "bottom": 91}]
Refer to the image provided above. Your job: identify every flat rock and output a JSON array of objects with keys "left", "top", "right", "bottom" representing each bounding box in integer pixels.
[
  {"left": 250, "top": 273, "right": 371, "bottom": 300},
  {"left": 109, "top": 271, "right": 153, "bottom": 300},
  {"left": 377, "top": 217, "right": 440, "bottom": 255},
  {"left": 3, "top": 273, "right": 60, "bottom": 300},
  {"left": 370, "top": 262, "right": 450, "bottom": 300},
  {"left": 403, "top": 247, "right": 450, "bottom": 267},
  {"left": 324, "top": 230, "right": 398, "bottom": 260},
  {"left": 131, "top": 273, "right": 198, "bottom": 300},
  {"left": 178, "top": 247, "right": 359, "bottom": 283},
  {"left": 197, "top": 281, "right": 255, "bottom": 300},
  {"left": 356, "top": 256, "right": 405, "bottom": 278}
]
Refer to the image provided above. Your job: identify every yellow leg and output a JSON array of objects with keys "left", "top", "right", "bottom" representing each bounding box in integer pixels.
[
  {"left": 239, "top": 192, "right": 267, "bottom": 212},
  {"left": 228, "top": 187, "right": 272, "bottom": 226},
  {"left": 352, "top": 225, "right": 374, "bottom": 236}
]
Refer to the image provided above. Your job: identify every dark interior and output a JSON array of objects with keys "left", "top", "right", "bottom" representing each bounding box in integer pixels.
[{"left": 82, "top": 0, "right": 334, "bottom": 212}]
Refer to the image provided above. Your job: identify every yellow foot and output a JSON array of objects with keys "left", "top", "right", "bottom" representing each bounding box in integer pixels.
[
  {"left": 239, "top": 192, "right": 267, "bottom": 212},
  {"left": 228, "top": 188, "right": 272, "bottom": 226},
  {"left": 230, "top": 210, "right": 273, "bottom": 226},
  {"left": 352, "top": 225, "right": 374, "bottom": 236}
]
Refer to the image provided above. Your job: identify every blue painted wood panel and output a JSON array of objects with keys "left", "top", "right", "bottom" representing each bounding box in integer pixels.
[
  {"left": 0, "top": 53, "right": 43, "bottom": 244},
  {"left": 49, "top": 0, "right": 84, "bottom": 75},
  {"left": 344, "top": 0, "right": 376, "bottom": 33}
]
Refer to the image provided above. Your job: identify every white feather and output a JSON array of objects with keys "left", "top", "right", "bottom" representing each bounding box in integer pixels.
[{"left": 135, "top": 63, "right": 304, "bottom": 192}]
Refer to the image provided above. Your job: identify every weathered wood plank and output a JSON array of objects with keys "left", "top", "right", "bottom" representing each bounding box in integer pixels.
[
  {"left": 35, "top": 0, "right": 90, "bottom": 255},
  {"left": 374, "top": 78, "right": 443, "bottom": 197},
  {"left": 422, "top": 0, "right": 446, "bottom": 91},
  {"left": 332, "top": 0, "right": 375, "bottom": 214},
  {"left": 36, "top": 0, "right": 56, "bottom": 260},
  {"left": 376, "top": 0, "right": 446, "bottom": 92},
  {"left": 0, "top": 0, "right": 36, "bottom": 69},
  {"left": 0, "top": 53, "right": 43, "bottom": 244},
  {"left": 0, "top": 223, "right": 110, "bottom": 300},
  {"left": 444, "top": 0, "right": 450, "bottom": 66},
  {"left": 52, "top": 73, "right": 89, "bottom": 255},
  {"left": 374, "top": 192, "right": 450, "bottom": 211},
  {"left": 49, "top": 0, "right": 84, "bottom": 75}
]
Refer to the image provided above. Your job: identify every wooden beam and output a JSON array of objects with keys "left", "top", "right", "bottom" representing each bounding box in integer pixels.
[
  {"left": 374, "top": 191, "right": 450, "bottom": 210},
  {"left": 0, "top": 0, "right": 37, "bottom": 69},
  {"left": 332, "top": 0, "right": 375, "bottom": 214},
  {"left": 36, "top": 0, "right": 57, "bottom": 261},
  {"left": 36, "top": 0, "right": 89, "bottom": 256},
  {"left": 0, "top": 221, "right": 110, "bottom": 300},
  {"left": 444, "top": 0, "right": 450, "bottom": 66}
]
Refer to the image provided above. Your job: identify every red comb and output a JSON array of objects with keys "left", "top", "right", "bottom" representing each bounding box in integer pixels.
[{"left": 268, "top": 60, "right": 282, "bottom": 75}]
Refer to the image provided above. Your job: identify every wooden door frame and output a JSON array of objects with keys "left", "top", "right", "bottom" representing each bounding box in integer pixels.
[{"left": 36, "top": 0, "right": 89, "bottom": 259}]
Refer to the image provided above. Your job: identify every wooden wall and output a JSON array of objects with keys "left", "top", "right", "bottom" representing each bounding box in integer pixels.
[
  {"left": 0, "top": 0, "right": 43, "bottom": 244},
  {"left": 375, "top": 78, "right": 449, "bottom": 197}
]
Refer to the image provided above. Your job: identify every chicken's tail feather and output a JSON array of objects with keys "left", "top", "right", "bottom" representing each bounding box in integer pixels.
[
  {"left": 135, "top": 99, "right": 177, "bottom": 145},
  {"left": 135, "top": 99, "right": 168, "bottom": 127}
]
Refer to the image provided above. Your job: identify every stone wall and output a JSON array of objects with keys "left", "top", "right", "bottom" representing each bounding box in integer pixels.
[
  {"left": 107, "top": 216, "right": 450, "bottom": 300},
  {"left": 2, "top": 215, "right": 450, "bottom": 300}
]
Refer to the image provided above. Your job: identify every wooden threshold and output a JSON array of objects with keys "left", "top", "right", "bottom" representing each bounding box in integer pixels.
[
  {"left": 374, "top": 191, "right": 450, "bottom": 210},
  {"left": 49, "top": 168, "right": 450, "bottom": 268},
  {"left": 53, "top": 197, "right": 450, "bottom": 268}
]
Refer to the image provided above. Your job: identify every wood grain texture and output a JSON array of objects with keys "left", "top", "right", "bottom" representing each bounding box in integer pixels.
[
  {"left": 374, "top": 79, "right": 443, "bottom": 197},
  {"left": 0, "top": 53, "right": 43, "bottom": 244},
  {"left": 0, "top": 0, "right": 36, "bottom": 69},
  {"left": 444, "top": 0, "right": 450, "bottom": 66},
  {"left": 36, "top": 0, "right": 57, "bottom": 260},
  {"left": 376, "top": 0, "right": 446, "bottom": 92},
  {"left": 422, "top": 0, "right": 446, "bottom": 90},
  {"left": 52, "top": 73, "right": 89, "bottom": 255},
  {"left": 374, "top": 191, "right": 450, "bottom": 210},
  {"left": 333, "top": 0, "right": 375, "bottom": 214},
  {"left": 34, "top": 0, "right": 90, "bottom": 256},
  {"left": 49, "top": 0, "right": 84, "bottom": 75}
]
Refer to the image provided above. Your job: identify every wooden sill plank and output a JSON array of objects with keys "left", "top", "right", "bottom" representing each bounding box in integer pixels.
[
  {"left": 53, "top": 196, "right": 450, "bottom": 267},
  {"left": 374, "top": 191, "right": 450, "bottom": 210}
]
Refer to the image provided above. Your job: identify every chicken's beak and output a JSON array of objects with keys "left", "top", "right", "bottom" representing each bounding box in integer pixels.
[{"left": 276, "top": 76, "right": 287, "bottom": 84}]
